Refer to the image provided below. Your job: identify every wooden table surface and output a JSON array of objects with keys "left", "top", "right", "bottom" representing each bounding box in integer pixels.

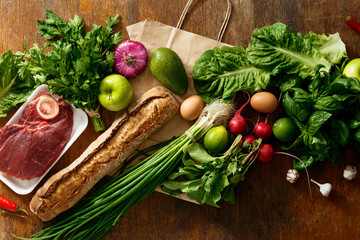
[{"left": 1, "top": 0, "right": 360, "bottom": 239}]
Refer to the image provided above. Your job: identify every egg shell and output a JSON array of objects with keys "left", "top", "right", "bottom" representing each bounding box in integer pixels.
[
  {"left": 180, "top": 95, "right": 204, "bottom": 121},
  {"left": 250, "top": 92, "right": 278, "bottom": 113}
]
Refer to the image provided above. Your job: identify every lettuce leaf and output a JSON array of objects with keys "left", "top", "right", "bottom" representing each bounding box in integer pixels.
[
  {"left": 246, "top": 22, "right": 332, "bottom": 78},
  {"left": 0, "top": 50, "right": 37, "bottom": 117},
  {"left": 302, "top": 32, "right": 347, "bottom": 64},
  {"left": 192, "top": 45, "right": 271, "bottom": 103}
]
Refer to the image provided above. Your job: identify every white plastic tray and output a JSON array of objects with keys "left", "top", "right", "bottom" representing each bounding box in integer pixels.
[{"left": 0, "top": 84, "right": 88, "bottom": 195}]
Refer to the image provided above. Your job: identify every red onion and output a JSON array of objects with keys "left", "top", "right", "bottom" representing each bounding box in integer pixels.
[{"left": 114, "top": 40, "right": 148, "bottom": 78}]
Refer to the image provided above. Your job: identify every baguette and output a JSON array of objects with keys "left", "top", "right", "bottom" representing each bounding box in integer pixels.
[{"left": 30, "top": 86, "right": 179, "bottom": 221}]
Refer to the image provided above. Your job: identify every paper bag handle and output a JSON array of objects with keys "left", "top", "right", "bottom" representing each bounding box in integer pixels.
[{"left": 176, "top": 0, "right": 232, "bottom": 42}]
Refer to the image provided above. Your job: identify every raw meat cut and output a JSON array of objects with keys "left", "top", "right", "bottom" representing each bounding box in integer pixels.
[{"left": 0, "top": 95, "right": 73, "bottom": 180}]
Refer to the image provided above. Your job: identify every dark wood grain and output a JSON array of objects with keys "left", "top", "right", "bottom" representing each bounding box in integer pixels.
[{"left": 1, "top": 0, "right": 360, "bottom": 239}]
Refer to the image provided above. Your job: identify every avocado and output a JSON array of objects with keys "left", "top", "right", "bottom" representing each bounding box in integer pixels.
[{"left": 150, "top": 47, "right": 188, "bottom": 95}]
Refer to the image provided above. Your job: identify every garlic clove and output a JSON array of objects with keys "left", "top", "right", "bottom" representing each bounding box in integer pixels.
[
  {"left": 311, "top": 179, "right": 332, "bottom": 198},
  {"left": 319, "top": 183, "right": 332, "bottom": 197},
  {"left": 343, "top": 165, "right": 357, "bottom": 181},
  {"left": 286, "top": 169, "right": 299, "bottom": 184}
]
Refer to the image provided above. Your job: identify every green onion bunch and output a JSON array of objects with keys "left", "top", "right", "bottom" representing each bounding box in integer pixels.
[{"left": 22, "top": 100, "right": 233, "bottom": 240}]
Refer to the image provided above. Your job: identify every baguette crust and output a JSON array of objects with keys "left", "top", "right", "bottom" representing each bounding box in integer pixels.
[{"left": 30, "top": 86, "right": 179, "bottom": 221}]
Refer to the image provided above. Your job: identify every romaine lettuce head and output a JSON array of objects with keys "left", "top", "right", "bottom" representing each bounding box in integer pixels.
[
  {"left": 192, "top": 45, "right": 271, "bottom": 103},
  {"left": 247, "top": 22, "right": 332, "bottom": 78}
]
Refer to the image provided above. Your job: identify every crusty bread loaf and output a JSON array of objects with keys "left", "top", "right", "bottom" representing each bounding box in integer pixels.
[{"left": 30, "top": 86, "right": 179, "bottom": 221}]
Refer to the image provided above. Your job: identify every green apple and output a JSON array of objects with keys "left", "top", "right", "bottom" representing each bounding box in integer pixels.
[
  {"left": 343, "top": 58, "right": 360, "bottom": 81},
  {"left": 98, "top": 74, "right": 133, "bottom": 111}
]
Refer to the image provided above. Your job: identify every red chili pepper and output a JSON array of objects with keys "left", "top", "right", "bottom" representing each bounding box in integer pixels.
[
  {"left": 342, "top": 8, "right": 360, "bottom": 34},
  {"left": 0, "top": 194, "right": 17, "bottom": 212},
  {"left": 0, "top": 194, "right": 28, "bottom": 217}
]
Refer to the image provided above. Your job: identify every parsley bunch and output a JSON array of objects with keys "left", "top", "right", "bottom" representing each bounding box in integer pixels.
[{"left": 24, "top": 10, "right": 122, "bottom": 131}]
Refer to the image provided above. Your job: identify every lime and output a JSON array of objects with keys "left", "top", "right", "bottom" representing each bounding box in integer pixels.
[
  {"left": 203, "top": 125, "right": 229, "bottom": 154},
  {"left": 272, "top": 118, "right": 298, "bottom": 143}
]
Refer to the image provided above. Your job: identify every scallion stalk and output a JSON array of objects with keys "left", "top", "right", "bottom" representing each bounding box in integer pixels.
[
  {"left": 20, "top": 100, "right": 233, "bottom": 240},
  {"left": 90, "top": 116, "right": 106, "bottom": 132}
]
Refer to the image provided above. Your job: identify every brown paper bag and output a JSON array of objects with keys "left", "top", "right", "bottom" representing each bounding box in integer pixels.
[
  {"left": 125, "top": 0, "right": 232, "bottom": 203},
  {"left": 126, "top": 1, "right": 231, "bottom": 147}
]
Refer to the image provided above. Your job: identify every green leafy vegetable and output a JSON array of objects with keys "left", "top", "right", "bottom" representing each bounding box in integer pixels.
[
  {"left": 24, "top": 9, "right": 122, "bottom": 131},
  {"left": 22, "top": 100, "right": 234, "bottom": 240},
  {"left": 162, "top": 135, "right": 262, "bottom": 207},
  {"left": 193, "top": 22, "right": 346, "bottom": 104},
  {"left": 281, "top": 65, "right": 360, "bottom": 169},
  {"left": 193, "top": 45, "right": 271, "bottom": 103},
  {"left": 0, "top": 50, "right": 38, "bottom": 117},
  {"left": 301, "top": 32, "right": 347, "bottom": 64},
  {"left": 247, "top": 23, "right": 332, "bottom": 78}
]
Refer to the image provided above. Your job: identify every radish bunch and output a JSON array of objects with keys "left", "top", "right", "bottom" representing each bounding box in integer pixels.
[{"left": 229, "top": 91, "right": 278, "bottom": 163}]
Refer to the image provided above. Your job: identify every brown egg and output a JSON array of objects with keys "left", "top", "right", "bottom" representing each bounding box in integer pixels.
[
  {"left": 180, "top": 95, "right": 204, "bottom": 121},
  {"left": 250, "top": 92, "right": 278, "bottom": 113}
]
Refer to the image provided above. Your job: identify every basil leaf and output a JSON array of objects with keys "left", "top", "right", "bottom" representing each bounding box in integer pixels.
[
  {"left": 330, "top": 120, "right": 350, "bottom": 148},
  {"left": 314, "top": 96, "right": 347, "bottom": 112},
  {"left": 293, "top": 149, "right": 315, "bottom": 170},
  {"left": 306, "top": 111, "right": 332, "bottom": 135},
  {"left": 282, "top": 91, "right": 312, "bottom": 122}
]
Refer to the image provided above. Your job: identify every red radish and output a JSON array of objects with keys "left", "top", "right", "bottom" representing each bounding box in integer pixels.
[
  {"left": 254, "top": 122, "right": 272, "bottom": 141},
  {"left": 240, "top": 135, "right": 256, "bottom": 151},
  {"left": 242, "top": 135, "right": 256, "bottom": 145},
  {"left": 229, "top": 91, "right": 250, "bottom": 135},
  {"left": 36, "top": 94, "right": 60, "bottom": 120},
  {"left": 257, "top": 143, "right": 274, "bottom": 162},
  {"left": 114, "top": 40, "right": 148, "bottom": 78}
]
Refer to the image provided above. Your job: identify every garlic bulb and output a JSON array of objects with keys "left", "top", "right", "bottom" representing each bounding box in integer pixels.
[
  {"left": 343, "top": 165, "right": 357, "bottom": 181},
  {"left": 311, "top": 179, "right": 332, "bottom": 197},
  {"left": 286, "top": 169, "right": 299, "bottom": 184}
]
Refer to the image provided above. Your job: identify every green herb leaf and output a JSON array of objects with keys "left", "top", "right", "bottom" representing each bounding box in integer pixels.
[
  {"left": 25, "top": 10, "right": 122, "bottom": 131},
  {"left": 0, "top": 50, "right": 38, "bottom": 117}
]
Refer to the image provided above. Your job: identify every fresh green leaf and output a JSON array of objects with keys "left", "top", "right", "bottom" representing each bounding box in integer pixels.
[
  {"left": 188, "top": 142, "right": 216, "bottom": 163},
  {"left": 193, "top": 45, "right": 271, "bottom": 103},
  {"left": 330, "top": 120, "right": 350, "bottom": 148},
  {"left": 282, "top": 90, "right": 312, "bottom": 122},
  {"left": 305, "top": 111, "right": 332, "bottom": 135},
  {"left": 302, "top": 32, "right": 347, "bottom": 64},
  {"left": 37, "top": 9, "right": 71, "bottom": 39},
  {"left": 0, "top": 50, "right": 38, "bottom": 117},
  {"left": 25, "top": 10, "right": 122, "bottom": 131},
  {"left": 247, "top": 22, "right": 332, "bottom": 78},
  {"left": 269, "top": 74, "right": 303, "bottom": 92}
]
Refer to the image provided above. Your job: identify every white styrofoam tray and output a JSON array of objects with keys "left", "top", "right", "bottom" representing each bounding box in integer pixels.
[{"left": 0, "top": 84, "right": 88, "bottom": 195}]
